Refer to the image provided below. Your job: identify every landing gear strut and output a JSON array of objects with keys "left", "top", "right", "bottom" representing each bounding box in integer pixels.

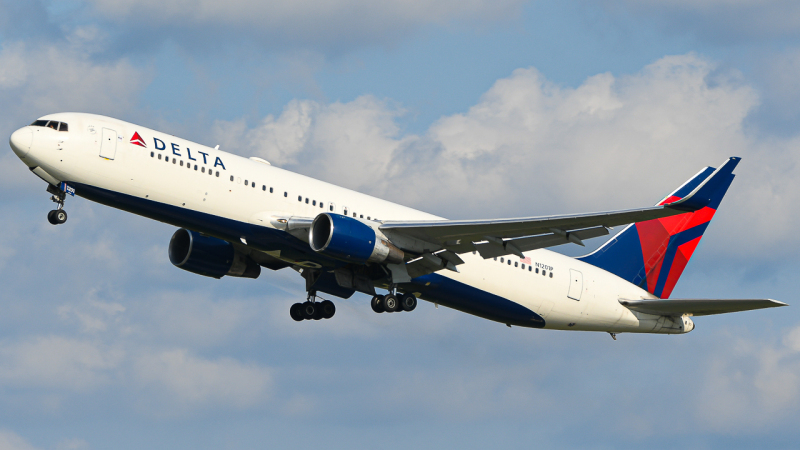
[{"left": 46, "top": 184, "right": 68, "bottom": 225}]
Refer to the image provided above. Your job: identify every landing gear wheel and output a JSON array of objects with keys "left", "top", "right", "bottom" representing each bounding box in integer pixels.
[
  {"left": 383, "top": 294, "right": 400, "bottom": 312},
  {"left": 400, "top": 293, "right": 417, "bottom": 312},
  {"left": 302, "top": 301, "right": 316, "bottom": 320},
  {"left": 320, "top": 300, "right": 336, "bottom": 319},
  {"left": 48, "top": 210, "right": 67, "bottom": 225},
  {"left": 290, "top": 303, "right": 304, "bottom": 321},
  {"left": 371, "top": 295, "right": 385, "bottom": 313}
]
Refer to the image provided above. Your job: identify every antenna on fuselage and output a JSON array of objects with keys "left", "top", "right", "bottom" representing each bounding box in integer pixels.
[{"left": 214, "top": 145, "right": 219, "bottom": 150}]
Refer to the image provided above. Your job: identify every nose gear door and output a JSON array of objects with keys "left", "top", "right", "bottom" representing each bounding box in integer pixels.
[{"left": 100, "top": 128, "right": 117, "bottom": 160}]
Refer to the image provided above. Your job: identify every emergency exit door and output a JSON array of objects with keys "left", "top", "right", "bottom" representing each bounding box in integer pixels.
[
  {"left": 567, "top": 269, "right": 583, "bottom": 301},
  {"left": 100, "top": 128, "right": 117, "bottom": 160}
]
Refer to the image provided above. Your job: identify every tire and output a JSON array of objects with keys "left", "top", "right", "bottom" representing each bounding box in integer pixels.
[
  {"left": 371, "top": 295, "right": 385, "bottom": 313},
  {"left": 400, "top": 293, "right": 417, "bottom": 312},
  {"left": 290, "top": 303, "right": 304, "bottom": 321},
  {"left": 302, "top": 301, "right": 316, "bottom": 320},
  {"left": 320, "top": 300, "right": 336, "bottom": 319},
  {"left": 47, "top": 210, "right": 58, "bottom": 225},
  {"left": 55, "top": 210, "right": 67, "bottom": 224},
  {"left": 383, "top": 294, "right": 400, "bottom": 313}
]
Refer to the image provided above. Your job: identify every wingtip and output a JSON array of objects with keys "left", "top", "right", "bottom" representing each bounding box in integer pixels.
[{"left": 768, "top": 299, "right": 789, "bottom": 307}]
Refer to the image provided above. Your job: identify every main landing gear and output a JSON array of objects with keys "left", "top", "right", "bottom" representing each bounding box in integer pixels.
[
  {"left": 290, "top": 291, "right": 336, "bottom": 322},
  {"left": 46, "top": 184, "right": 68, "bottom": 225},
  {"left": 371, "top": 292, "right": 417, "bottom": 313}
]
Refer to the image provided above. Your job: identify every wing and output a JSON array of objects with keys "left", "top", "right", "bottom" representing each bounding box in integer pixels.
[
  {"left": 380, "top": 157, "right": 739, "bottom": 263},
  {"left": 619, "top": 298, "right": 788, "bottom": 316}
]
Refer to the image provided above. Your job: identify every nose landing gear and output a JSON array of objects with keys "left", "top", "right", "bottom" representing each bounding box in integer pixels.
[{"left": 45, "top": 184, "right": 68, "bottom": 225}]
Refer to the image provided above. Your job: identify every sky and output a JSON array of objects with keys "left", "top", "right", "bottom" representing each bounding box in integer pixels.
[{"left": 1, "top": 0, "right": 799, "bottom": 448}]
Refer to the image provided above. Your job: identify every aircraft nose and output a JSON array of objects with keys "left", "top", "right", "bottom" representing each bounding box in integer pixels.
[{"left": 9, "top": 127, "right": 33, "bottom": 158}]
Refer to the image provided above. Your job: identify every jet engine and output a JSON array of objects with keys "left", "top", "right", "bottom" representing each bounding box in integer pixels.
[
  {"left": 309, "top": 213, "right": 404, "bottom": 265},
  {"left": 168, "top": 228, "right": 261, "bottom": 279}
]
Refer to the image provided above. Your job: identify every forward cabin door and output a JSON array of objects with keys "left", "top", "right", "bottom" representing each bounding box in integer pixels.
[
  {"left": 568, "top": 269, "right": 583, "bottom": 300},
  {"left": 100, "top": 128, "right": 117, "bottom": 160}
]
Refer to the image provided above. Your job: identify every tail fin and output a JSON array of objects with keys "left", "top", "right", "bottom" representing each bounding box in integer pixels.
[{"left": 577, "top": 157, "right": 739, "bottom": 299}]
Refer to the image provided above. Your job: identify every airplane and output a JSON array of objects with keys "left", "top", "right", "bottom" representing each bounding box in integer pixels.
[{"left": 8, "top": 113, "right": 786, "bottom": 338}]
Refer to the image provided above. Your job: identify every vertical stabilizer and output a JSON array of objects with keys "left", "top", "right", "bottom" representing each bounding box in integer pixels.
[{"left": 577, "top": 158, "right": 739, "bottom": 298}]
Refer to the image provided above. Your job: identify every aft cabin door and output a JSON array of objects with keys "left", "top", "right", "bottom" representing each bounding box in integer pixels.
[
  {"left": 100, "top": 128, "right": 117, "bottom": 160},
  {"left": 568, "top": 269, "right": 583, "bottom": 301}
]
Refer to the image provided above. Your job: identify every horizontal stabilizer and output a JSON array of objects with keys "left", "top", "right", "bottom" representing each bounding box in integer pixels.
[{"left": 619, "top": 298, "right": 787, "bottom": 316}]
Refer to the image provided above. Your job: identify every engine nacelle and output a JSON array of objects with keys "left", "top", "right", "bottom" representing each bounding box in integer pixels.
[
  {"left": 168, "top": 229, "right": 261, "bottom": 279},
  {"left": 309, "top": 213, "right": 404, "bottom": 265}
]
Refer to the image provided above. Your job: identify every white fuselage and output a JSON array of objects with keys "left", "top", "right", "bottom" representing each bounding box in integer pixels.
[{"left": 10, "top": 113, "right": 693, "bottom": 334}]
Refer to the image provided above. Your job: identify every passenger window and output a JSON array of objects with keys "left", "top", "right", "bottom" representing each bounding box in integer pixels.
[
  {"left": 494, "top": 257, "right": 497, "bottom": 261},
  {"left": 270, "top": 187, "right": 274, "bottom": 193},
  {"left": 158, "top": 154, "right": 162, "bottom": 160},
  {"left": 500, "top": 258, "right": 504, "bottom": 263},
  {"left": 216, "top": 171, "right": 219, "bottom": 177},
  {"left": 521, "top": 264, "right": 525, "bottom": 269},
  {"left": 343, "top": 208, "right": 348, "bottom": 215},
  {"left": 194, "top": 165, "right": 198, "bottom": 170},
  {"left": 284, "top": 192, "right": 287, "bottom": 197},
  {"left": 230, "top": 176, "right": 234, "bottom": 181},
  {"left": 508, "top": 260, "right": 511, "bottom": 265},
  {"left": 262, "top": 185, "right": 266, "bottom": 191},
  {"left": 173, "top": 159, "right": 177, "bottom": 164},
  {"left": 330, "top": 205, "right": 334, "bottom": 212},
  {"left": 305, "top": 198, "right": 309, "bottom": 204},
  {"left": 298, "top": 196, "right": 302, "bottom": 201},
  {"left": 180, "top": 160, "right": 184, "bottom": 166},
  {"left": 251, "top": 180, "right": 254, "bottom": 186},
  {"left": 244, "top": 180, "right": 248, "bottom": 186},
  {"left": 360, "top": 214, "right": 363, "bottom": 218},
  {"left": 312, "top": 200, "right": 316, "bottom": 206},
  {"left": 528, "top": 266, "right": 532, "bottom": 272},
  {"left": 536, "top": 268, "right": 539, "bottom": 274},
  {"left": 542, "top": 271, "right": 546, "bottom": 276},
  {"left": 320, "top": 203, "right": 324, "bottom": 209},
  {"left": 150, "top": 152, "right": 154, "bottom": 157},
  {"left": 59, "top": 123, "right": 68, "bottom": 132},
  {"left": 202, "top": 167, "right": 205, "bottom": 173},
  {"left": 549, "top": 272, "right": 553, "bottom": 278}
]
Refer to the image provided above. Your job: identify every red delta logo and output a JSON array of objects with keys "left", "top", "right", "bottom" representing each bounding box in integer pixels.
[{"left": 130, "top": 132, "right": 146, "bottom": 148}]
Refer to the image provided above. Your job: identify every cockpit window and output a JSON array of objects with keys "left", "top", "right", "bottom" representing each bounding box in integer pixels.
[{"left": 29, "top": 120, "right": 69, "bottom": 131}]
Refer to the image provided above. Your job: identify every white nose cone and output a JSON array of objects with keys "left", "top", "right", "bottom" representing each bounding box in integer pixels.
[{"left": 9, "top": 127, "right": 33, "bottom": 158}]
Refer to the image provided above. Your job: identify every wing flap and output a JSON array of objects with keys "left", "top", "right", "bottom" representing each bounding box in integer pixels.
[{"left": 619, "top": 298, "right": 788, "bottom": 316}]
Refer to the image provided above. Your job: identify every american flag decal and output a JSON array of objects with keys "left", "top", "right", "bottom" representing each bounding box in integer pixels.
[
  {"left": 130, "top": 131, "right": 146, "bottom": 148},
  {"left": 521, "top": 256, "right": 531, "bottom": 264}
]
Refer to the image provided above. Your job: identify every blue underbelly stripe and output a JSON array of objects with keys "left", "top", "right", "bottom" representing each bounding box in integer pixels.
[{"left": 72, "top": 182, "right": 545, "bottom": 328}]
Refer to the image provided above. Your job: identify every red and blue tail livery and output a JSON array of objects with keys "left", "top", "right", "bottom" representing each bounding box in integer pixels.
[{"left": 578, "top": 158, "right": 739, "bottom": 298}]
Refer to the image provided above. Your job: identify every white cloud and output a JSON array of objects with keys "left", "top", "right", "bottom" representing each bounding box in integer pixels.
[
  {"left": 694, "top": 326, "right": 800, "bottom": 432},
  {"left": 0, "top": 39, "right": 148, "bottom": 131},
  {"left": 0, "top": 430, "right": 40, "bottom": 450},
  {"left": 133, "top": 349, "right": 272, "bottom": 411},
  {"left": 0, "top": 336, "right": 123, "bottom": 390},
  {"left": 215, "top": 53, "right": 800, "bottom": 261}
]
